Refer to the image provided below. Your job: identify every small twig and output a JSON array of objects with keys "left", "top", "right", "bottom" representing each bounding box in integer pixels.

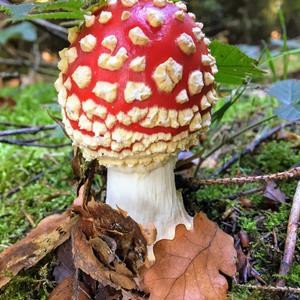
[
  {"left": 238, "top": 284, "right": 300, "bottom": 293},
  {"left": 82, "top": 160, "right": 98, "bottom": 208},
  {"left": 0, "top": 122, "right": 30, "bottom": 128},
  {"left": 0, "top": 58, "right": 57, "bottom": 69},
  {"left": 0, "top": 138, "right": 71, "bottom": 148},
  {"left": 2, "top": 172, "right": 45, "bottom": 198},
  {"left": 227, "top": 187, "right": 264, "bottom": 200},
  {"left": 193, "top": 167, "right": 300, "bottom": 186},
  {"left": 213, "top": 121, "right": 298, "bottom": 176},
  {"left": 176, "top": 116, "right": 274, "bottom": 171},
  {"left": 276, "top": 181, "right": 300, "bottom": 287},
  {"left": 0, "top": 125, "right": 57, "bottom": 137},
  {"left": 32, "top": 19, "right": 68, "bottom": 41}
]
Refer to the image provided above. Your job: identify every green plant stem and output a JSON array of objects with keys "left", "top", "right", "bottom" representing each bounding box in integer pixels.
[
  {"left": 212, "top": 83, "right": 248, "bottom": 124},
  {"left": 261, "top": 49, "right": 300, "bottom": 66},
  {"left": 278, "top": 9, "right": 289, "bottom": 80},
  {"left": 261, "top": 41, "right": 277, "bottom": 82}
]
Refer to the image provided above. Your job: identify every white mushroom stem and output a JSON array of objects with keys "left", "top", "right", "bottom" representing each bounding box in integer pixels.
[{"left": 106, "top": 157, "right": 193, "bottom": 258}]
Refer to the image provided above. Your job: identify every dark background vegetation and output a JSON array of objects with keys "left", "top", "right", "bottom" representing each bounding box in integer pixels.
[{"left": 189, "top": 0, "right": 300, "bottom": 44}]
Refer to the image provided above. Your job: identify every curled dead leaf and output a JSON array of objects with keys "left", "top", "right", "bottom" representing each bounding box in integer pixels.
[
  {"left": 73, "top": 199, "right": 147, "bottom": 273},
  {"left": 144, "top": 213, "right": 237, "bottom": 300},
  {"left": 72, "top": 200, "right": 147, "bottom": 291},
  {"left": 0, "top": 211, "right": 75, "bottom": 289}
]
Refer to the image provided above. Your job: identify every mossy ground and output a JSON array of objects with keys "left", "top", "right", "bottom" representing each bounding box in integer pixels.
[{"left": 0, "top": 83, "right": 299, "bottom": 299}]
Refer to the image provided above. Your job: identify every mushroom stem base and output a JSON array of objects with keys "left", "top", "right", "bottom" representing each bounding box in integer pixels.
[{"left": 106, "top": 158, "right": 192, "bottom": 254}]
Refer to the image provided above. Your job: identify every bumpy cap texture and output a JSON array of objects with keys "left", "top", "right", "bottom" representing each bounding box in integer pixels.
[{"left": 55, "top": 0, "right": 218, "bottom": 168}]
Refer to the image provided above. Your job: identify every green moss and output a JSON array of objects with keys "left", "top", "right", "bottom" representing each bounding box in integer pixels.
[
  {"left": 214, "top": 95, "right": 276, "bottom": 124},
  {"left": 1, "top": 82, "right": 299, "bottom": 298},
  {"left": 0, "top": 254, "right": 55, "bottom": 300},
  {"left": 0, "top": 83, "right": 74, "bottom": 249},
  {"left": 247, "top": 140, "right": 300, "bottom": 173},
  {"left": 265, "top": 204, "right": 290, "bottom": 231},
  {"left": 284, "top": 264, "right": 300, "bottom": 286},
  {"left": 0, "top": 83, "right": 74, "bottom": 295}
]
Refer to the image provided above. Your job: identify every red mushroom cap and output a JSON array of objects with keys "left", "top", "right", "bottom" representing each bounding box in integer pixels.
[{"left": 55, "top": 0, "right": 218, "bottom": 168}]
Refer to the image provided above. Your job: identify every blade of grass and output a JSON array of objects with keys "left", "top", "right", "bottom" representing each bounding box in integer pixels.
[
  {"left": 278, "top": 9, "right": 289, "bottom": 80},
  {"left": 212, "top": 82, "right": 249, "bottom": 124},
  {"left": 261, "top": 41, "right": 278, "bottom": 82},
  {"left": 260, "top": 49, "right": 300, "bottom": 66}
]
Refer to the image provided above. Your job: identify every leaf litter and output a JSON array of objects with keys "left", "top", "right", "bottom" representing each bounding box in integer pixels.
[
  {"left": 0, "top": 187, "right": 237, "bottom": 299},
  {"left": 144, "top": 213, "right": 237, "bottom": 300}
]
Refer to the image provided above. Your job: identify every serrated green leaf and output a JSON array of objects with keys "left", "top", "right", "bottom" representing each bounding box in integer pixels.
[
  {"left": 0, "top": 3, "right": 35, "bottom": 21},
  {"left": 0, "top": 0, "right": 90, "bottom": 21},
  {"left": 269, "top": 80, "right": 300, "bottom": 121},
  {"left": 0, "top": 22, "right": 37, "bottom": 44},
  {"left": 37, "top": 0, "right": 84, "bottom": 12},
  {"left": 25, "top": 11, "right": 84, "bottom": 20},
  {"left": 210, "top": 40, "right": 264, "bottom": 85}
]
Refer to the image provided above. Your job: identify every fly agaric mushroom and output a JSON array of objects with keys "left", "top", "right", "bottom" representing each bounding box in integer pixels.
[{"left": 55, "top": 0, "right": 218, "bottom": 255}]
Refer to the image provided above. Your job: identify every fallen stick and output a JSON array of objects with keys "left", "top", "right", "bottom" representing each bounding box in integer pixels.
[
  {"left": 276, "top": 181, "right": 300, "bottom": 287},
  {"left": 239, "top": 284, "right": 300, "bottom": 294},
  {"left": 0, "top": 122, "right": 30, "bottom": 128},
  {"left": 32, "top": 19, "right": 68, "bottom": 41},
  {"left": 213, "top": 122, "right": 297, "bottom": 176},
  {"left": 0, "top": 138, "right": 71, "bottom": 148},
  {"left": 3, "top": 171, "right": 45, "bottom": 198},
  {"left": 0, "top": 125, "right": 57, "bottom": 137},
  {"left": 193, "top": 166, "right": 300, "bottom": 186}
]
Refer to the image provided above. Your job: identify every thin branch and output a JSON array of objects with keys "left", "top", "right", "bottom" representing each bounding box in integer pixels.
[
  {"left": 2, "top": 172, "right": 45, "bottom": 198},
  {"left": 0, "top": 58, "right": 57, "bottom": 69},
  {"left": 238, "top": 284, "right": 300, "bottom": 293},
  {"left": 176, "top": 116, "right": 274, "bottom": 170},
  {"left": 32, "top": 19, "right": 68, "bottom": 41},
  {"left": 213, "top": 121, "right": 298, "bottom": 176},
  {"left": 0, "top": 122, "right": 30, "bottom": 128},
  {"left": 276, "top": 181, "right": 300, "bottom": 287},
  {"left": 0, "top": 125, "right": 57, "bottom": 137},
  {"left": 226, "top": 187, "right": 264, "bottom": 201},
  {"left": 193, "top": 167, "right": 300, "bottom": 186},
  {"left": 0, "top": 138, "right": 71, "bottom": 148}
]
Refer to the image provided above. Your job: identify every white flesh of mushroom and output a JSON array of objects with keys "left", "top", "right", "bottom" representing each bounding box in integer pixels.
[{"left": 106, "top": 158, "right": 193, "bottom": 259}]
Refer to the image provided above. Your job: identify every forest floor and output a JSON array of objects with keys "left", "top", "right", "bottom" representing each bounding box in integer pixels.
[{"left": 0, "top": 81, "right": 300, "bottom": 300}]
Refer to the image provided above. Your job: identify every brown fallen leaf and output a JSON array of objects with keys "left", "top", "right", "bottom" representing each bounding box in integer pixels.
[
  {"left": 53, "top": 240, "right": 75, "bottom": 284},
  {"left": 0, "top": 96, "right": 16, "bottom": 107},
  {"left": 49, "top": 276, "right": 90, "bottom": 300},
  {"left": 276, "top": 130, "right": 300, "bottom": 141},
  {"left": 0, "top": 211, "right": 75, "bottom": 289},
  {"left": 144, "top": 213, "right": 237, "bottom": 300},
  {"left": 74, "top": 199, "right": 147, "bottom": 274},
  {"left": 263, "top": 181, "right": 287, "bottom": 203},
  {"left": 72, "top": 200, "right": 147, "bottom": 291},
  {"left": 72, "top": 222, "right": 138, "bottom": 290},
  {"left": 235, "top": 243, "right": 250, "bottom": 283}
]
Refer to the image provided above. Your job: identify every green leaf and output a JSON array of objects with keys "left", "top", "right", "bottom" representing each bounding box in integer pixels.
[
  {"left": 0, "top": 22, "right": 37, "bottom": 44},
  {"left": 212, "top": 84, "right": 247, "bottom": 123},
  {"left": 0, "top": 3, "right": 35, "bottom": 21},
  {"left": 210, "top": 40, "right": 264, "bottom": 85},
  {"left": 269, "top": 80, "right": 300, "bottom": 121},
  {"left": 0, "top": 0, "right": 88, "bottom": 21}
]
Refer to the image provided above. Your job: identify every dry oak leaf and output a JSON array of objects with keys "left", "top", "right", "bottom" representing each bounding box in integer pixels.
[
  {"left": 0, "top": 211, "right": 75, "bottom": 289},
  {"left": 144, "top": 213, "right": 237, "bottom": 300}
]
